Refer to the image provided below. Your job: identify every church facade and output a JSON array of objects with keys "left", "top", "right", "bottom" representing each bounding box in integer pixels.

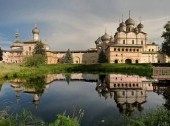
[{"left": 2, "top": 15, "right": 170, "bottom": 64}]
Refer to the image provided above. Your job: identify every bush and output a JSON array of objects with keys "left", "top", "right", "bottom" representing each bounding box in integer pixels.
[
  {"left": 24, "top": 54, "right": 45, "bottom": 67},
  {"left": 49, "top": 114, "right": 80, "bottom": 126},
  {"left": 127, "top": 107, "right": 170, "bottom": 126}
]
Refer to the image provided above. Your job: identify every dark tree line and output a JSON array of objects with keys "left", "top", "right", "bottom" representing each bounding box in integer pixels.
[
  {"left": 0, "top": 47, "right": 2, "bottom": 61},
  {"left": 162, "top": 21, "right": 170, "bottom": 56}
]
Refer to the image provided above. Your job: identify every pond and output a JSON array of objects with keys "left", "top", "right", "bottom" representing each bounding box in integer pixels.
[{"left": 0, "top": 73, "right": 169, "bottom": 126}]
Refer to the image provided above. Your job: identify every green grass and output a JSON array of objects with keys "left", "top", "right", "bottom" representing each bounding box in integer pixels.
[
  {"left": 0, "top": 107, "right": 169, "bottom": 126},
  {"left": 0, "top": 63, "right": 152, "bottom": 80},
  {"left": 127, "top": 107, "right": 170, "bottom": 126},
  {"left": 0, "top": 109, "right": 83, "bottom": 126}
]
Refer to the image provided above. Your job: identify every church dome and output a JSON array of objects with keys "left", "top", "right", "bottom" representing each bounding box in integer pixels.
[
  {"left": 11, "top": 33, "right": 22, "bottom": 47},
  {"left": 12, "top": 41, "right": 22, "bottom": 47},
  {"left": 119, "top": 22, "right": 126, "bottom": 27},
  {"left": 125, "top": 18, "right": 135, "bottom": 26},
  {"left": 95, "top": 37, "right": 102, "bottom": 44},
  {"left": 101, "top": 32, "right": 110, "bottom": 41},
  {"left": 137, "top": 23, "right": 144, "bottom": 28},
  {"left": 32, "top": 26, "right": 40, "bottom": 34}
]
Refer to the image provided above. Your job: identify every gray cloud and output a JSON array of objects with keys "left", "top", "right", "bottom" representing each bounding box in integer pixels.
[{"left": 0, "top": 0, "right": 170, "bottom": 50}]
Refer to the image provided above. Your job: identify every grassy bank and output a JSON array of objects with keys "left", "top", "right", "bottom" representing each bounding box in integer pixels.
[
  {"left": 127, "top": 107, "right": 170, "bottom": 126},
  {"left": 0, "top": 107, "right": 169, "bottom": 126},
  {"left": 0, "top": 63, "right": 152, "bottom": 79}
]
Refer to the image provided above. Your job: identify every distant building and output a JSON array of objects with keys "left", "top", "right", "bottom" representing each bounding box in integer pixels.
[{"left": 2, "top": 14, "right": 170, "bottom": 64}]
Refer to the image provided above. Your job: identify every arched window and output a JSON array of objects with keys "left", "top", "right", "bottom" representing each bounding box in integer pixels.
[
  {"left": 141, "top": 40, "right": 143, "bottom": 45},
  {"left": 29, "top": 47, "right": 31, "bottom": 51}
]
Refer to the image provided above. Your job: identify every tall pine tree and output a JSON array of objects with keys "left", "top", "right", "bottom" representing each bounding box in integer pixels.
[
  {"left": 64, "top": 49, "right": 73, "bottom": 63},
  {"left": 98, "top": 50, "right": 107, "bottom": 63},
  {"left": 34, "top": 41, "right": 45, "bottom": 55},
  {"left": 162, "top": 21, "right": 170, "bottom": 56}
]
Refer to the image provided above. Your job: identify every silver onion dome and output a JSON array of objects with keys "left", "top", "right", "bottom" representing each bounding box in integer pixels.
[{"left": 101, "top": 33, "right": 110, "bottom": 41}]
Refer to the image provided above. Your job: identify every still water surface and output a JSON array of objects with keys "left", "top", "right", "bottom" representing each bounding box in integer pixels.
[{"left": 0, "top": 73, "right": 168, "bottom": 126}]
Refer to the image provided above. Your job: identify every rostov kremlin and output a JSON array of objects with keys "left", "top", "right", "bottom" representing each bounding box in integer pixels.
[{"left": 2, "top": 14, "right": 170, "bottom": 64}]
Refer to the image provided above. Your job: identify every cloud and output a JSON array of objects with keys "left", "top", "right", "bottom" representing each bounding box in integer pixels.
[{"left": 0, "top": 0, "right": 170, "bottom": 50}]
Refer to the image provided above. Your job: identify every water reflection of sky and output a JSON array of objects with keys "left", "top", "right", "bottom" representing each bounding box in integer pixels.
[{"left": 0, "top": 74, "right": 168, "bottom": 126}]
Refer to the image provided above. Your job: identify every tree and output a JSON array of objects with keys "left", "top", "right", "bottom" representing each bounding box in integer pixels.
[
  {"left": 24, "top": 54, "right": 45, "bottom": 67},
  {"left": 162, "top": 21, "right": 170, "bottom": 56},
  {"left": 0, "top": 47, "right": 2, "bottom": 61},
  {"left": 64, "top": 49, "right": 73, "bottom": 64},
  {"left": 98, "top": 50, "right": 107, "bottom": 63},
  {"left": 34, "top": 41, "right": 45, "bottom": 55}
]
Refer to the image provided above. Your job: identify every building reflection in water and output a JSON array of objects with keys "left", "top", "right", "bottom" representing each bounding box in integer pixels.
[
  {"left": 10, "top": 74, "right": 155, "bottom": 113},
  {"left": 153, "top": 81, "right": 170, "bottom": 110},
  {"left": 96, "top": 74, "right": 154, "bottom": 114},
  {"left": 10, "top": 77, "right": 47, "bottom": 109}
]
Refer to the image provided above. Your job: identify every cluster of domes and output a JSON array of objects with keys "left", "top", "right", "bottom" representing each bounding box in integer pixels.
[
  {"left": 94, "top": 13, "right": 145, "bottom": 45},
  {"left": 117, "top": 17, "right": 144, "bottom": 33},
  {"left": 95, "top": 32, "right": 112, "bottom": 45}
]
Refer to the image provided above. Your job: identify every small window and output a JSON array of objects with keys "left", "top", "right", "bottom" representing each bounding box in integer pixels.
[
  {"left": 152, "top": 49, "right": 154, "bottom": 51},
  {"left": 129, "top": 49, "right": 132, "bottom": 52},
  {"left": 122, "top": 48, "right": 124, "bottom": 51},
  {"left": 126, "top": 49, "right": 128, "bottom": 51},
  {"left": 114, "top": 48, "right": 116, "bottom": 51},
  {"left": 29, "top": 47, "right": 31, "bottom": 51},
  {"left": 141, "top": 40, "right": 143, "bottom": 45},
  {"left": 133, "top": 49, "right": 135, "bottom": 52},
  {"left": 123, "top": 91, "right": 125, "bottom": 96},
  {"left": 118, "top": 48, "right": 120, "bottom": 51},
  {"left": 137, "top": 49, "right": 139, "bottom": 52},
  {"left": 132, "top": 40, "right": 134, "bottom": 44},
  {"left": 149, "top": 49, "right": 151, "bottom": 51},
  {"left": 132, "top": 91, "right": 134, "bottom": 96},
  {"left": 123, "top": 40, "right": 125, "bottom": 44}
]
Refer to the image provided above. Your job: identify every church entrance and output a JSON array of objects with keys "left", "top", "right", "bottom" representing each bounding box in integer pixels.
[
  {"left": 125, "top": 59, "right": 132, "bottom": 64},
  {"left": 114, "top": 60, "right": 118, "bottom": 64}
]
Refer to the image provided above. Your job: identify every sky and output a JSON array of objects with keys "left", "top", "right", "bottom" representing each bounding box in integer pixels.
[{"left": 0, "top": 0, "right": 170, "bottom": 51}]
